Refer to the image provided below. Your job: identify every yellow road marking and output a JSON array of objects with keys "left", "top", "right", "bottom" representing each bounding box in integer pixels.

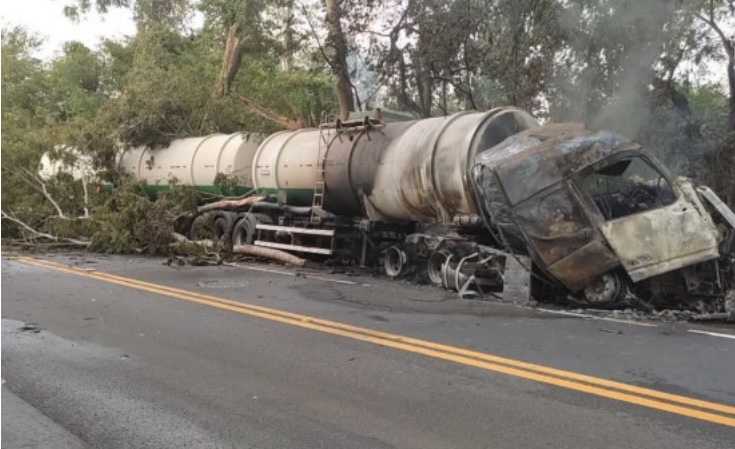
[{"left": 13, "top": 256, "right": 735, "bottom": 428}]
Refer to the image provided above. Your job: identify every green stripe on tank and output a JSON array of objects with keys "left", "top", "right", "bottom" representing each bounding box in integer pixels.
[
  {"left": 141, "top": 185, "right": 253, "bottom": 202},
  {"left": 256, "top": 188, "right": 315, "bottom": 206}
]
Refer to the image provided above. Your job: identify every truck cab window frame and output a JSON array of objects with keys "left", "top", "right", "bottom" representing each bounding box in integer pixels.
[{"left": 576, "top": 155, "right": 676, "bottom": 221}]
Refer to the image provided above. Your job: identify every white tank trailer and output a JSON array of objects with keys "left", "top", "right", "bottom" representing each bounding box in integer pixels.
[
  {"left": 39, "top": 108, "right": 735, "bottom": 313},
  {"left": 118, "top": 132, "right": 265, "bottom": 198}
]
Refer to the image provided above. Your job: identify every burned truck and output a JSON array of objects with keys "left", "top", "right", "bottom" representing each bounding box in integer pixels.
[
  {"left": 39, "top": 108, "right": 735, "bottom": 312},
  {"left": 463, "top": 123, "right": 735, "bottom": 310}
]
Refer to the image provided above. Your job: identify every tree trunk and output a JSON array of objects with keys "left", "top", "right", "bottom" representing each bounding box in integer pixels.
[
  {"left": 325, "top": 0, "right": 354, "bottom": 120},
  {"left": 232, "top": 244, "right": 307, "bottom": 267},
  {"left": 697, "top": 6, "right": 735, "bottom": 131},
  {"left": 233, "top": 94, "right": 303, "bottom": 130},
  {"left": 727, "top": 59, "right": 735, "bottom": 132},
  {"left": 213, "top": 26, "right": 246, "bottom": 99},
  {"left": 283, "top": 0, "right": 296, "bottom": 71}
]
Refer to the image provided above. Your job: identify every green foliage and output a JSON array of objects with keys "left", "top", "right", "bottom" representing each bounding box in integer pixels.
[
  {"left": 89, "top": 183, "right": 199, "bottom": 253},
  {"left": 213, "top": 172, "right": 241, "bottom": 189},
  {"left": 235, "top": 56, "right": 335, "bottom": 131},
  {"left": 682, "top": 82, "right": 729, "bottom": 133}
]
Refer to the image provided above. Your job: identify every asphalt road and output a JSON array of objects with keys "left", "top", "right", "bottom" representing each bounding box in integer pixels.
[{"left": 2, "top": 254, "right": 735, "bottom": 449}]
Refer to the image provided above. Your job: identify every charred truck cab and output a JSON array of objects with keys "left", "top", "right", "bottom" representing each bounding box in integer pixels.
[{"left": 472, "top": 123, "right": 735, "bottom": 309}]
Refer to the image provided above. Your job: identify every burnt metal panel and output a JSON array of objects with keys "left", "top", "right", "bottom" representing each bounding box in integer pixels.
[
  {"left": 471, "top": 165, "right": 528, "bottom": 252},
  {"left": 368, "top": 108, "right": 539, "bottom": 223},
  {"left": 475, "top": 124, "right": 632, "bottom": 207},
  {"left": 599, "top": 180, "right": 721, "bottom": 281},
  {"left": 323, "top": 122, "right": 414, "bottom": 216},
  {"left": 512, "top": 185, "right": 594, "bottom": 267},
  {"left": 546, "top": 240, "right": 621, "bottom": 292},
  {"left": 472, "top": 123, "right": 726, "bottom": 292}
]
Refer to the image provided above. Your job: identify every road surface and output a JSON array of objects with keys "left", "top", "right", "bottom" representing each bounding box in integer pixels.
[{"left": 2, "top": 254, "right": 734, "bottom": 448}]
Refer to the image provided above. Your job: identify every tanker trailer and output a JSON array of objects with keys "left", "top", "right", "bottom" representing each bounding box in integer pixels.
[
  {"left": 119, "top": 132, "right": 265, "bottom": 240},
  {"left": 238, "top": 107, "right": 540, "bottom": 263},
  {"left": 41, "top": 133, "right": 264, "bottom": 199},
  {"left": 118, "top": 132, "right": 264, "bottom": 199},
  {"left": 39, "top": 147, "right": 98, "bottom": 184},
  {"left": 41, "top": 133, "right": 266, "bottom": 239},
  {"left": 355, "top": 107, "right": 541, "bottom": 283},
  {"left": 469, "top": 123, "right": 735, "bottom": 310},
  {"left": 241, "top": 119, "right": 414, "bottom": 256}
]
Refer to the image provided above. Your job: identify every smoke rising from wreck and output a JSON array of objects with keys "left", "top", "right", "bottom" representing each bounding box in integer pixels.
[
  {"left": 588, "top": 0, "right": 675, "bottom": 138},
  {"left": 554, "top": 0, "right": 674, "bottom": 136},
  {"left": 551, "top": 0, "right": 721, "bottom": 179}
]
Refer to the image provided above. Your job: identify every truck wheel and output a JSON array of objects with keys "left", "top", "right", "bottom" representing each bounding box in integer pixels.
[
  {"left": 384, "top": 246, "right": 407, "bottom": 278},
  {"left": 232, "top": 213, "right": 273, "bottom": 246},
  {"left": 583, "top": 273, "right": 626, "bottom": 307},
  {"left": 213, "top": 216, "right": 233, "bottom": 241},
  {"left": 232, "top": 216, "right": 256, "bottom": 246},
  {"left": 427, "top": 250, "right": 451, "bottom": 285},
  {"left": 188, "top": 214, "right": 211, "bottom": 240}
]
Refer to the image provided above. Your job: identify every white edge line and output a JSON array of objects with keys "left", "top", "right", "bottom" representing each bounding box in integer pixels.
[
  {"left": 304, "top": 275, "right": 357, "bottom": 285},
  {"left": 230, "top": 264, "right": 295, "bottom": 277},
  {"left": 688, "top": 330, "right": 735, "bottom": 340},
  {"left": 536, "top": 308, "right": 659, "bottom": 327}
]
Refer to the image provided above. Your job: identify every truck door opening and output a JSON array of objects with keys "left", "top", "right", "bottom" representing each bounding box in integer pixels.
[
  {"left": 578, "top": 155, "right": 720, "bottom": 282},
  {"left": 579, "top": 157, "right": 676, "bottom": 220}
]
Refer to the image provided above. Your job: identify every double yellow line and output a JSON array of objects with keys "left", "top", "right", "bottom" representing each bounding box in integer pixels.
[{"left": 14, "top": 256, "right": 735, "bottom": 428}]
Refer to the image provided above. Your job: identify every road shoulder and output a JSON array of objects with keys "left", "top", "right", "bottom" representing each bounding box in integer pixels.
[{"left": 2, "top": 386, "right": 88, "bottom": 449}]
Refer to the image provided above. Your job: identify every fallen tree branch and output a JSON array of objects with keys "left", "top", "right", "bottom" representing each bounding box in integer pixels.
[
  {"left": 1, "top": 210, "right": 90, "bottom": 246},
  {"left": 173, "top": 193, "right": 262, "bottom": 232},
  {"left": 17, "top": 167, "right": 69, "bottom": 219},
  {"left": 3, "top": 164, "right": 91, "bottom": 220},
  {"left": 81, "top": 176, "right": 90, "bottom": 218},
  {"left": 170, "top": 233, "right": 307, "bottom": 267},
  {"left": 233, "top": 94, "right": 303, "bottom": 130},
  {"left": 232, "top": 244, "right": 307, "bottom": 267},
  {"left": 196, "top": 194, "right": 264, "bottom": 215}
]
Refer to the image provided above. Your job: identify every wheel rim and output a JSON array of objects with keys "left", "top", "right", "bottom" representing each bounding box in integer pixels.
[
  {"left": 583, "top": 273, "right": 622, "bottom": 306},
  {"left": 384, "top": 246, "right": 406, "bottom": 277},
  {"left": 428, "top": 251, "right": 450, "bottom": 285}
]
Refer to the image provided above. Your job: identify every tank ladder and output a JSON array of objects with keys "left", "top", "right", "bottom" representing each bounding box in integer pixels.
[
  {"left": 310, "top": 114, "right": 385, "bottom": 224},
  {"left": 310, "top": 124, "right": 331, "bottom": 224}
]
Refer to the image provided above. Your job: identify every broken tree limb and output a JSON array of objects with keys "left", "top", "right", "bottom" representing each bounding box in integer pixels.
[
  {"left": 213, "top": 25, "right": 248, "bottom": 99},
  {"left": 1, "top": 210, "right": 90, "bottom": 246},
  {"left": 81, "top": 175, "right": 90, "bottom": 218},
  {"left": 173, "top": 194, "right": 263, "bottom": 231},
  {"left": 233, "top": 94, "right": 303, "bottom": 130},
  {"left": 170, "top": 233, "right": 307, "bottom": 267},
  {"left": 9, "top": 166, "right": 69, "bottom": 219},
  {"left": 172, "top": 232, "right": 213, "bottom": 246},
  {"left": 232, "top": 244, "right": 307, "bottom": 267},
  {"left": 196, "top": 194, "right": 264, "bottom": 214}
]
